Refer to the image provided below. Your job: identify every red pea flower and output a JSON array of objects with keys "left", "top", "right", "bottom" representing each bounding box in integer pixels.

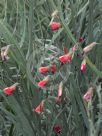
[
  {"left": 38, "top": 76, "right": 49, "bottom": 88},
  {"left": 59, "top": 46, "right": 77, "bottom": 64},
  {"left": 3, "top": 83, "right": 18, "bottom": 95},
  {"left": 50, "top": 64, "right": 57, "bottom": 74},
  {"left": 39, "top": 66, "right": 50, "bottom": 74},
  {"left": 83, "top": 87, "right": 93, "bottom": 102},
  {"left": 50, "top": 22, "right": 61, "bottom": 31},
  {"left": 81, "top": 59, "right": 86, "bottom": 72},
  {"left": 59, "top": 54, "right": 72, "bottom": 64},
  {"left": 34, "top": 101, "right": 44, "bottom": 113},
  {"left": 53, "top": 124, "right": 62, "bottom": 134},
  {"left": 59, "top": 54, "right": 69, "bottom": 64}
]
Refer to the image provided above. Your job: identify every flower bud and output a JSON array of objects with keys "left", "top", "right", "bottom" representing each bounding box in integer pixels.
[
  {"left": 81, "top": 59, "right": 86, "bottom": 72},
  {"left": 53, "top": 124, "right": 62, "bottom": 134},
  {"left": 1, "top": 45, "right": 11, "bottom": 61},
  {"left": 58, "top": 82, "right": 63, "bottom": 97},
  {"left": 83, "top": 87, "right": 94, "bottom": 102},
  {"left": 83, "top": 42, "right": 97, "bottom": 53},
  {"left": 34, "top": 101, "right": 44, "bottom": 113}
]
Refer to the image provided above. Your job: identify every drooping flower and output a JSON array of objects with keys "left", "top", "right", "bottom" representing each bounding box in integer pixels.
[
  {"left": 3, "top": 83, "right": 18, "bottom": 95},
  {"left": 50, "top": 64, "right": 57, "bottom": 74},
  {"left": 34, "top": 101, "right": 44, "bottom": 113},
  {"left": 59, "top": 54, "right": 72, "bottom": 64},
  {"left": 38, "top": 76, "right": 49, "bottom": 88},
  {"left": 59, "top": 54, "right": 69, "bottom": 64},
  {"left": 83, "top": 87, "right": 94, "bottom": 102},
  {"left": 81, "top": 59, "right": 87, "bottom": 72},
  {"left": 50, "top": 22, "right": 61, "bottom": 31},
  {"left": 59, "top": 45, "right": 77, "bottom": 64},
  {"left": 58, "top": 82, "right": 63, "bottom": 97},
  {"left": 53, "top": 124, "right": 62, "bottom": 134},
  {"left": 83, "top": 42, "right": 97, "bottom": 53},
  {"left": 39, "top": 66, "right": 50, "bottom": 74}
]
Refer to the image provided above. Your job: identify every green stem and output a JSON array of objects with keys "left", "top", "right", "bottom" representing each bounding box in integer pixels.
[{"left": 0, "top": 89, "right": 3, "bottom": 93}]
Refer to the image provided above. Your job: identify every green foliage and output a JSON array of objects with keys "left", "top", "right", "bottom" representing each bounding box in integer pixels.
[{"left": 0, "top": 0, "right": 102, "bottom": 136}]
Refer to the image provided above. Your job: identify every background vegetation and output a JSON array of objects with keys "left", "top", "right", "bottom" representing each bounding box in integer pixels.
[{"left": 0, "top": 0, "right": 102, "bottom": 136}]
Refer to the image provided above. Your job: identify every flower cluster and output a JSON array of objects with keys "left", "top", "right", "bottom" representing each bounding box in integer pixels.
[
  {"left": 35, "top": 30, "right": 97, "bottom": 114},
  {"left": 0, "top": 11, "right": 99, "bottom": 136}
]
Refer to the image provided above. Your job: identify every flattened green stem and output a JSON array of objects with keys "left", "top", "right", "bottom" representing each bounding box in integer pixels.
[{"left": 85, "top": 56, "right": 102, "bottom": 76}]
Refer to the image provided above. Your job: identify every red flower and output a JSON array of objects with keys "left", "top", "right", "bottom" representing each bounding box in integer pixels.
[
  {"left": 79, "top": 37, "right": 85, "bottom": 43},
  {"left": 59, "top": 54, "right": 72, "bottom": 64},
  {"left": 3, "top": 83, "right": 18, "bottom": 95},
  {"left": 34, "top": 101, "right": 44, "bottom": 113},
  {"left": 83, "top": 87, "right": 93, "bottom": 102},
  {"left": 50, "top": 64, "right": 57, "bottom": 74},
  {"left": 39, "top": 66, "right": 50, "bottom": 74},
  {"left": 53, "top": 124, "right": 62, "bottom": 134},
  {"left": 59, "top": 46, "right": 77, "bottom": 64},
  {"left": 59, "top": 55, "right": 68, "bottom": 64},
  {"left": 38, "top": 76, "right": 49, "bottom": 88},
  {"left": 50, "top": 22, "right": 61, "bottom": 31},
  {"left": 81, "top": 59, "right": 86, "bottom": 72}
]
